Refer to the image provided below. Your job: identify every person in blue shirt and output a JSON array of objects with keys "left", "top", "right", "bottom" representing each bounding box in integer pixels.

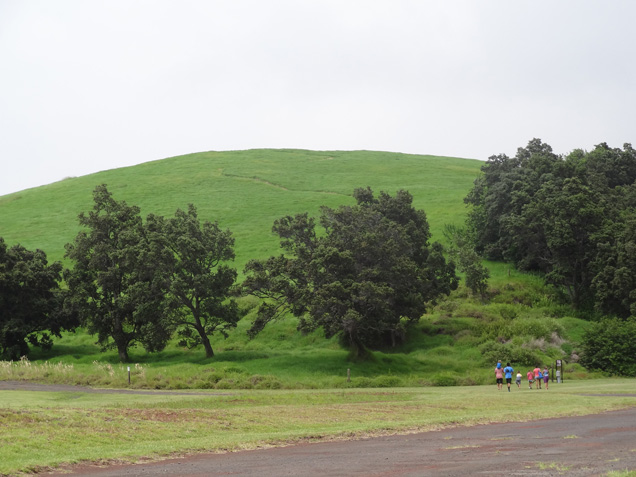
[{"left": 503, "top": 363, "right": 514, "bottom": 392}]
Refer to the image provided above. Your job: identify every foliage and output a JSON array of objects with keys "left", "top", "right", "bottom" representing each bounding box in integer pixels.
[
  {"left": 148, "top": 204, "right": 240, "bottom": 358},
  {"left": 478, "top": 341, "right": 541, "bottom": 369},
  {"left": 580, "top": 317, "right": 636, "bottom": 376},
  {"left": 0, "top": 238, "right": 76, "bottom": 359},
  {"left": 64, "top": 185, "right": 175, "bottom": 362},
  {"left": 242, "top": 187, "right": 459, "bottom": 356},
  {"left": 444, "top": 224, "right": 490, "bottom": 300},
  {"left": 465, "top": 139, "right": 636, "bottom": 313}
]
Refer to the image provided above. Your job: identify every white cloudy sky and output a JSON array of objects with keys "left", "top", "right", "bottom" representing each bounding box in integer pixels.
[{"left": 1, "top": 1, "right": 635, "bottom": 196}]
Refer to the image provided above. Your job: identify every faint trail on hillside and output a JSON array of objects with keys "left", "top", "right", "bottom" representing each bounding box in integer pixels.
[
  {"left": 222, "top": 173, "right": 350, "bottom": 196},
  {"left": 222, "top": 173, "right": 289, "bottom": 190}
]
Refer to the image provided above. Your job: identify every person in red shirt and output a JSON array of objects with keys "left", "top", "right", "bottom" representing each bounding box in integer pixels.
[
  {"left": 526, "top": 370, "right": 534, "bottom": 389},
  {"left": 533, "top": 366, "right": 542, "bottom": 389}
]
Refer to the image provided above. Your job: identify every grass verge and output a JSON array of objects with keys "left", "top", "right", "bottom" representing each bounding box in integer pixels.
[{"left": 1, "top": 378, "right": 635, "bottom": 475}]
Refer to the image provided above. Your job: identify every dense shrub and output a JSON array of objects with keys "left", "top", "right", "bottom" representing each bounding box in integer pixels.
[
  {"left": 479, "top": 341, "right": 540, "bottom": 368},
  {"left": 372, "top": 375, "right": 402, "bottom": 388},
  {"left": 431, "top": 373, "right": 458, "bottom": 386},
  {"left": 580, "top": 317, "right": 636, "bottom": 376}
]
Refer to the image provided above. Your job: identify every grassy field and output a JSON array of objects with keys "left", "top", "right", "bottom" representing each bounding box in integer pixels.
[{"left": 1, "top": 379, "right": 635, "bottom": 475}]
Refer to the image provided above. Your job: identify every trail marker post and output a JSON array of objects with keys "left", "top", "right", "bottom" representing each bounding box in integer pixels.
[{"left": 555, "top": 359, "right": 563, "bottom": 383}]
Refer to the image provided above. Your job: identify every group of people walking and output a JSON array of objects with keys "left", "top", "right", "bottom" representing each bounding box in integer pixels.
[{"left": 495, "top": 361, "right": 550, "bottom": 392}]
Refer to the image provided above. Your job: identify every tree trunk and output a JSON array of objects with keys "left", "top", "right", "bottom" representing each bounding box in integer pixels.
[
  {"left": 201, "top": 335, "right": 214, "bottom": 358},
  {"left": 117, "top": 343, "right": 129, "bottom": 362},
  {"left": 193, "top": 319, "right": 214, "bottom": 358}
]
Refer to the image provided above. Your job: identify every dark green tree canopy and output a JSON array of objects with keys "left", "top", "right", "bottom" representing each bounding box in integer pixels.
[
  {"left": 64, "top": 184, "right": 174, "bottom": 362},
  {"left": 0, "top": 238, "right": 75, "bottom": 360},
  {"left": 243, "top": 187, "right": 458, "bottom": 355},
  {"left": 465, "top": 139, "right": 636, "bottom": 314},
  {"left": 580, "top": 317, "right": 636, "bottom": 376},
  {"left": 148, "top": 204, "right": 240, "bottom": 358}
]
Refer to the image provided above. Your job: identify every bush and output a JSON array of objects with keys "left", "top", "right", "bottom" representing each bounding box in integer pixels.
[
  {"left": 372, "top": 375, "right": 402, "bottom": 388},
  {"left": 431, "top": 373, "right": 458, "bottom": 386},
  {"left": 580, "top": 317, "right": 636, "bottom": 377},
  {"left": 250, "top": 374, "right": 283, "bottom": 389},
  {"left": 479, "top": 341, "right": 540, "bottom": 368}
]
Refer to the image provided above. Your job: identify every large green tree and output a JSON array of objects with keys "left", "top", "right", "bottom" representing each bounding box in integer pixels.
[
  {"left": 242, "top": 187, "right": 458, "bottom": 356},
  {"left": 64, "top": 185, "right": 174, "bottom": 362},
  {"left": 580, "top": 317, "right": 636, "bottom": 376},
  {"left": 464, "top": 139, "right": 636, "bottom": 312},
  {"left": 148, "top": 205, "right": 240, "bottom": 358},
  {"left": 0, "top": 238, "right": 75, "bottom": 360}
]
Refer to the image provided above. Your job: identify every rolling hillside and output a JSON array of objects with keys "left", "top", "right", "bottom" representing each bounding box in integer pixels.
[
  {"left": 1, "top": 149, "right": 594, "bottom": 388},
  {"left": 0, "top": 149, "right": 482, "bottom": 270}
]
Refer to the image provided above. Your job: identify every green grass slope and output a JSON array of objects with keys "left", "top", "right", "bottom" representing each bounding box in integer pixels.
[{"left": 0, "top": 149, "right": 481, "bottom": 269}]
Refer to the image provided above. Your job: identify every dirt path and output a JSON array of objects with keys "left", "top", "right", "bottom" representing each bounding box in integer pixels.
[{"left": 44, "top": 407, "right": 636, "bottom": 477}]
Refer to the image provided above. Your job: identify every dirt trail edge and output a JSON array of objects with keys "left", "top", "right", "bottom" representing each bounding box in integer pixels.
[{"left": 44, "top": 406, "right": 636, "bottom": 477}]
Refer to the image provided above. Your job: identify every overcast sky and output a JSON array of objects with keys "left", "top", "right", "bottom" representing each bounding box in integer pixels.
[{"left": 1, "top": 1, "right": 635, "bottom": 196}]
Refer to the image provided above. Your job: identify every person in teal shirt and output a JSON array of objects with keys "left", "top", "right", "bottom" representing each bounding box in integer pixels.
[{"left": 503, "top": 363, "right": 514, "bottom": 392}]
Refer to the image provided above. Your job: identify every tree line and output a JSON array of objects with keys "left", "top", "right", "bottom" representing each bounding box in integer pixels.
[
  {"left": 465, "top": 138, "right": 636, "bottom": 316},
  {"left": 1, "top": 184, "right": 458, "bottom": 361},
  {"left": 464, "top": 139, "right": 636, "bottom": 375}
]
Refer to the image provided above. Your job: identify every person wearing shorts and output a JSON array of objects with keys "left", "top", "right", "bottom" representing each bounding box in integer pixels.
[
  {"left": 495, "top": 365, "right": 504, "bottom": 390},
  {"left": 543, "top": 367, "right": 550, "bottom": 390},
  {"left": 533, "top": 366, "right": 541, "bottom": 389},
  {"left": 503, "top": 363, "right": 514, "bottom": 392},
  {"left": 526, "top": 370, "right": 534, "bottom": 389},
  {"left": 515, "top": 372, "right": 522, "bottom": 388}
]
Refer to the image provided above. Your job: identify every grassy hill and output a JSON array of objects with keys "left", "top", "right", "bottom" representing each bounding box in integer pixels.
[
  {"left": 0, "top": 149, "right": 480, "bottom": 270},
  {"left": 0, "top": 149, "right": 594, "bottom": 388}
]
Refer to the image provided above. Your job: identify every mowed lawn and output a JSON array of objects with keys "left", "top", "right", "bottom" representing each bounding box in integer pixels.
[{"left": 1, "top": 379, "right": 635, "bottom": 475}]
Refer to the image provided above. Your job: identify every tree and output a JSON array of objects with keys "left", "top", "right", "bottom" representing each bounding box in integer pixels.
[
  {"left": 0, "top": 238, "right": 76, "bottom": 360},
  {"left": 242, "top": 187, "right": 458, "bottom": 356},
  {"left": 591, "top": 214, "right": 636, "bottom": 318},
  {"left": 64, "top": 185, "right": 174, "bottom": 362},
  {"left": 149, "top": 205, "right": 240, "bottom": 358},
  {"left": 444, "top": 225, "right": 490, "bottom": 301},
  {"left": 464, "top": 139, "right": 636, "bottom": 311},
  {"left": 580, "top": 317, "right": 636, "bottom": 376}
]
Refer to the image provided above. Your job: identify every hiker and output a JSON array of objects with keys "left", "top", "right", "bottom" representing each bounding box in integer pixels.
[
  {"left": 533, "top": 365, "right": 542, "bottom": 389},
  {"left": 503, "top": 362, "right": 514, "bottom": 392},
  {"left": 495, "top": 364, "right": 504, "bottom": 390},
  {"left": 515, "top": 371, "right": 522, "bottom": 389},
  {"left": 526, "top": 370, "right": 534, "bottom": 389},
  {"left": 543, "top": 367, "right": 550, "bottom": 390}
]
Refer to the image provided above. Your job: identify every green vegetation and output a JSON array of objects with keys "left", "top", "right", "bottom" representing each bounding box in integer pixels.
[
  {"left": 0, "top": 149, "right": 480, "bottom": 270},
  {"left": 466, "top": 139, "right": 636, "bottom": 316},
  {"left": 243, "top": 187, "right": 458, "bottom": 356},
  {"left": 1, "top": 379, "right": 635, "bottom": 475},
  {"left": 0, "top": 147, "right": 630, "bottom": 385}
]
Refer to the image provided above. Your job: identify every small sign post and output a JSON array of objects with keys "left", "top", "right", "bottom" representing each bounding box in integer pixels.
[{"left": 555, "top": 359, "right": 563, "bottom": 383}]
